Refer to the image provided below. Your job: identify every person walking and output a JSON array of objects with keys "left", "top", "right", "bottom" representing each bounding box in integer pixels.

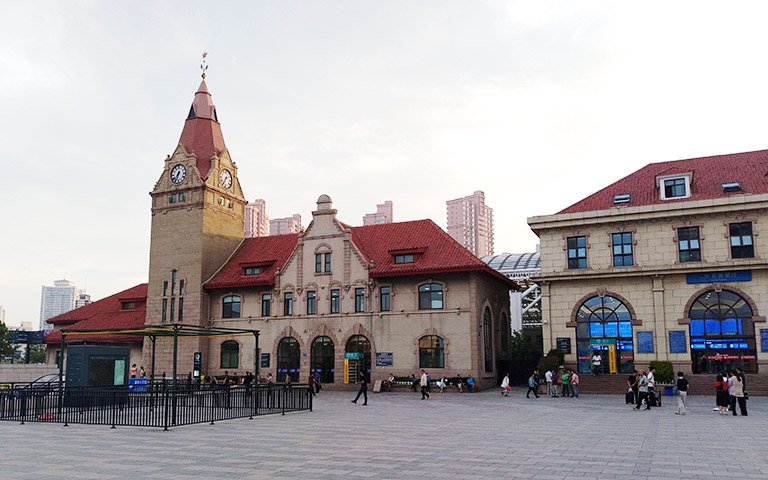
[
  {"left": 545, "top": 369, "right": 553, "bottom": 396},
  {"left": 627, "top": 371, "right": 638, "bottom": 405},
  {"left": 351, "top": 371, "right": 368, "bottom": 406},
  {"left": 728, "top": 370, "right": 747, "bottom": 416},
  {"left": 308, "top": 372, "right": 316, "bottom": 397},
  {"left": 410, "top": 373, "right": 419, "bottom": 392},
  {"left": 634, "top": 370, "right": 650, "bottom": 410},
  {"left": 420, "top": 370, "right": 430, "bottom": 400},
  {"left": 591, "top": 351, "right": 602, "bottom": 376},
  {"left": 715, "top": 373, "right": 729, "bottom": 414},
  {"left": 675, "top": 372, "right": 688, "bottom": 415},
  {"left": 647, "top": 367, "right": 657, "bottom": 403},
  {"left": 501, "top": 373, "right": 511, "bottom": 397},
  {"left": 526, "top": 371, "right": 540, "bottom": 398},
  {"left": 571, "top": 370, "right": 580, "bottom": 398}
]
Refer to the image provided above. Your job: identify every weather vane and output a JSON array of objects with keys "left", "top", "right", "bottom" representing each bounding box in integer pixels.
[{"left": 200, "top": 51, "right": 208, "bottom": 79}]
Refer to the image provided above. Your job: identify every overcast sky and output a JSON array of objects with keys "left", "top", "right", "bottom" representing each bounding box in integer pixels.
[{"left": 3, "top": 1, "right": 768, "bottom": 326}]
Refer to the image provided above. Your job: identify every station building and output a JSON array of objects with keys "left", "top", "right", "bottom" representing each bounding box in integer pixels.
[
  {"left": 528, "top": 150, "right": 768, "bottom": 376},
  {"left": 44, "top": 76, "right": 514, "bottom": 389}
]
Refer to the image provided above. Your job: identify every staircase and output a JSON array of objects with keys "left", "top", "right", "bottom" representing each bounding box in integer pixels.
[{"left": 577, "top": 374, "right": 768, "bottom": 396}]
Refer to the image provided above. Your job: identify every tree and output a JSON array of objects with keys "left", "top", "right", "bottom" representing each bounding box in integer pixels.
[
  {"left": 29, "top": 344, "right": 47, "bottom": 364},
  {"left": 0, "top": 323, "right": 16, "bottom": 362}
]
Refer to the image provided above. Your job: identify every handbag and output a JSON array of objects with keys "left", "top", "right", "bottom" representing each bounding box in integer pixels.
[{"left": 744, "top": 391, "right": 749, "bottom": 400}]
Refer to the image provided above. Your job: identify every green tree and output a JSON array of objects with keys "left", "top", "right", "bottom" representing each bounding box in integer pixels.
[
  {"left": 0, "top": 323, "right": 17, "bottom": 362},
  {"left": 28, "top": 344, "right": 47, "bottom": 364}
]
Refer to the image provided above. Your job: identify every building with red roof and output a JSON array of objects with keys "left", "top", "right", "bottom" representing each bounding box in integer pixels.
[{"left": 528, "top": 149, "right": 768, "bottom": 382}]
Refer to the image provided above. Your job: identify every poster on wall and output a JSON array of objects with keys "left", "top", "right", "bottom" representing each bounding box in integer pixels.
[
  {"left": 669, "top": 331, "right": 687, "bottom": 353},
  {"left": 375, "top": 352, "right": 394, "bottom": 367},
  {"left": 637, "top": 331, "right": 654, "bottom": 353},
  {"left": 260, "top": 353, "right": 270, "bottom": 368},
  {"left": 556, "top": 337, "right": 571, "bottom": 354}
]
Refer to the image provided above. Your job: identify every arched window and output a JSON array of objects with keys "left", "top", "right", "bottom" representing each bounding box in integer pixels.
[
  {"left": 419, "top": 335, "right": 444, "bottom": 368},
  {"left": 311, "top": 336, "right": 335, "bottom": 384},
  {"left": 222, "top": 295, "right": 241, "bottom": 318},
  {"left": 220, "top": 340, "right": 239, "bottom": 368},
  {"left": 418, "top": 283, "right": 443, "bottom": 310},
  {"left": 277, "top": 337, "right": 300, "bottom": 383},
  {"left": 483, "top": 307, "right": 493, "bottom": 372},
  {"left": 575, "top": 295, "right": 634, "bottom": 374},
  {"left": 500, "top": 313, "right": 510, "bottom": 358},
  {"left": 689, "top": 290, "right": 757, "bottom": 374},
  {"left": 345, "top": 335, "right": 371, "bottom": 381}
]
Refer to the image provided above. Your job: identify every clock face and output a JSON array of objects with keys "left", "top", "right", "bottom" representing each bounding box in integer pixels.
[
  {"left": 170, "top": 164, "right": 186, "bottom": 184},
  {"left": 219, "top": 169, "right": 233, "bottom": 189}
]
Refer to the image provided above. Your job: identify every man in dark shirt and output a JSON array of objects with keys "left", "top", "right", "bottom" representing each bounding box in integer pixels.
[
  {"left": 675, "top": 372, "right": 689, "bottom": 415},
  {"left": 351, "top": 371, "right": 368, "bottom": 406},
  {"left": 627, "top": 370, "right": 638, "bottom": 405}
]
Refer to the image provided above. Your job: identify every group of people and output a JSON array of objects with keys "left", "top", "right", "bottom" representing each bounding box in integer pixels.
[
  {"left": 544, "top": 368, "right": 579, "bottom": 398},
  {"left": 129, "top": 364, "right": 146, "bottom": 379},
  {"left": 627, "top": 368, "right": 658, "bottom": 410},
  {"left": 714, "top": 369, "right": 748, "bottom": 416},
  {"left": 403, "top": 372, "right": 476, "bottom": 394}
]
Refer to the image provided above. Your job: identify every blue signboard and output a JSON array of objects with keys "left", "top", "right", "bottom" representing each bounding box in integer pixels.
[
  {"left": 761, "top": 329, "right": 768, "bottom": 352},
  {"left": 344, "top": 352, "right": 362, "bottom": 360},
  {"left": 687, "top": 270, "right": 751, "bottom": 284},
  {"left": 637, "top": 331, "right": 654, "bottom": 353},
  {"left": 669, "top": 331, "right": 687, "bottom": 353},
  {"left": 128, "top": 378, "right": 149, "bottom": 392}
]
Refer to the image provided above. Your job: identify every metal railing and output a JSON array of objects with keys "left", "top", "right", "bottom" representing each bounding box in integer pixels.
[{"left": 0, "top": 384, "right": 312, "bottom": 430}]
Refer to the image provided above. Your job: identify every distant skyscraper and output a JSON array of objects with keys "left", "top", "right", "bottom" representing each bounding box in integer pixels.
[
  {"left": 270, "top": 214, "right": 303, "bottom": 235},
  {"left": 363, "top": 200, "right": 393, "bottom": 225},
  {"left": 446, "top": 190, "right": 494, "bottom": 257},
  {"left": 0, "top": 305, "right": 5, "bottom": 325},
  {"left": 75, "top": 293, "right": 92, "bottom": 309},
  {"left": 39, "top": 279, "right": 84, "bottom": 331},
  {"left": 245, "top": 198, "right": 269, "bottom": 238}
]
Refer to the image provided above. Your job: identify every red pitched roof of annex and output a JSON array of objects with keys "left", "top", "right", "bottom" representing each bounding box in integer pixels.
[
  {"left": 204, "top": 234, "right": 300, "bottom": 290},
  {"left": 46, "top": 284, "right": 147, "bottom": 326},
  {"left": 558, "top": 149, "right": 768, "bottom": 214},
  {"left": 204, "top": 220, "right": 516, "bottom": 289}
]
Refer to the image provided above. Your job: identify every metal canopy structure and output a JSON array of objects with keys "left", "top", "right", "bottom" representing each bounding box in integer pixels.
[
  {"left": 481, "top": 252, "right": 542, "bottom": 330},
  {"left": 58, "top": 324, "right": 260, "bottom": 392}
]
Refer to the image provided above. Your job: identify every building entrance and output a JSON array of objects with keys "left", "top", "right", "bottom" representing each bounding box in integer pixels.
[
  {"left": 575, "top": 295, "right": 635, "bottom": 374},
  {"left": 688, "top": 290, "right": 757, "bottom": 374}
]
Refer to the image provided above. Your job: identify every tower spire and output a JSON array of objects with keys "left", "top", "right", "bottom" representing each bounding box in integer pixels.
[{"left": 200, "top": 51, "right": 208, "bottom": 79}]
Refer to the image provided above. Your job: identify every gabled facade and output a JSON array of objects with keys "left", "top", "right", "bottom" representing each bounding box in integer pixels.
[
  {"left": 529, "top": 149, "right": 768, "bottom": 376},
  {"left": 203, "top": 195, "right": 514, "bottom": 388}
]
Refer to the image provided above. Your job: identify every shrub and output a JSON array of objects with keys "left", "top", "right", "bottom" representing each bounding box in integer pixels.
[
  {"left": 537, "top": 348, "right": 565, "bottom": 374},
  {"left": 648, "top": 360, "right": 674, "bottom": 384}
]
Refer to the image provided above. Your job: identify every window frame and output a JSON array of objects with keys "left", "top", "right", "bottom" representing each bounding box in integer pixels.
[
  {"left": 611, "top": 232, "right": 634, "bottom": 267},
  {"left": 394, "top": 254, "right": 414, "bottom": 264},
  {"left": 566, "top": 236, "right": 587, "bottom": 269},
  {"left": 354, "top": 288, "right": 365, "bottom": 313},
  {"left": 243, "top": 266, "right": 261, "bottom": 276},
  {"left": 307, "top": 291, "right": 316, "bottom": 315},
  {"left": 418, "top": 283, "right": 444, "bottom": 310},
  {"left": 419, "top": 335, "right": 445, "bottom": 369},
  {"left": 330, "top": 289, "right": 340, "bottom": 314},
  {"left": 380, "top": 286, "right": 391, "bottom": 312},
  {"left": 729, "top": 222, "right": 755, "bottom": 259},
  {"left": 261, "top": 293, "right": 271, "bottom": 317},
  {"left": 222, "top": 295, "right": 241, "bottom": 319},
  {"left": 657, "top": 173, "right": 692, "bottom": 201},
  {"left": 283, "top": 292, "right": 293, "bottom": 316},
  {"left": 220, "top": 340, "right": 239, "bottom": 369},
  {"left": 315, "top": 254, "right": 322, "bottom": 273},
  {"left": 677, "top": 226, "right": 702, "bottom": 263},
  {"left": 324, "top": 252, "right": 331, "bottom": 273}
]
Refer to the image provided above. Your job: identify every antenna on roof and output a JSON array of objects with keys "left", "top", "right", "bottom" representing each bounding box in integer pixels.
[{"left": 200, "top": 51, "right": 208, "bottom": 79}]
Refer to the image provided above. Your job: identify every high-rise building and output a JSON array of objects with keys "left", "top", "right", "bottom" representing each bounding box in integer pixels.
[
  {"left": 363, "top": 200, "right": 393, "bottom": 225},
  {"left": 270, "top": 214, "right": 302, "bottom": 235},
  {"left": 446, "top": 190, "right": 494, "bottom": 257},
  {"left": 0, "top": 305, "right": 6, "bottom": 325},
  {"left": 75, "top": 293, "right": 92, "bottom": 309},
  {"left": 244, "top": 198, "right": 269, "bottom": 237},
  {"left": 39, "top": 279, "right": 84, "bottom": 330}
]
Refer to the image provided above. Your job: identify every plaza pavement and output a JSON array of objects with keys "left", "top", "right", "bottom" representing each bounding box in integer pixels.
[{"left": 1, "top": 387, "right": 766, "bottom": 480}]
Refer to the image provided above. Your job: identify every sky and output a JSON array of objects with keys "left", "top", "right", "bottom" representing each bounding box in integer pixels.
[{"left": 3, "top": 1, "right": 768, "bottom": 326}]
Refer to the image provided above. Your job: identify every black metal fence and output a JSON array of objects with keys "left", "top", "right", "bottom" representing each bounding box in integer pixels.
[{"left": 0, "top": 384, "right": 312, "bottom": 430}]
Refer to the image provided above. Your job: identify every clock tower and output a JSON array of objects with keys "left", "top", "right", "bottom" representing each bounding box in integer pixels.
[{"left": 144, "top": 76, "right": 246, "bottom": 373}]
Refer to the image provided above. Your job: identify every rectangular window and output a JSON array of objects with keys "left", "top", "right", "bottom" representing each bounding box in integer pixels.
[
  {"left": 730, "top": 222, "right": 754, "bottom": 258},
  {"left": 330, "top": 289, "right": 340, "bottom": 314},
  {"left": 261, "top": 293, "right": 271, "bottom": 317},
  {"left": 169, "top": 194, "right": 177, "bottom": 204},
  {"left": 179, "top": 192, "right": 185, "bottom": 202},
  {"left": 179, "top": 279, "right": 185, "bottom": 295},
  {"left": 178, "top": 298, "right": 183, "bottom": 323},
  {"left": 664, "top": 178, "right": 687, "bottom": 198},
  {"left": 315, "top": 254, "right": 322, "bottom": 273},
  {"left": 394, "top": 254, "right": 414, "bottom": 264},
  {"left": 307, "top": 291, "right": 316, "bottom": 315},
  {"left": 284, "top": 292, "right": 293, "bottom": 316},
  {"left": 355, "top": 288, "right": 365, "bottom": 313},
  {"left": 171, "top": 270, "right": 177, "bottom": 296},
  {"left": 163, "top": 281, "right": 168, "bottom": 297},
  {"left": 612, "top": 233, "right": 634, "bottom": 266},
  {"left": 324, "top": 253, "right": 331, "bottom": 273},
  {"left": 567, "top": 236, "right": 587, "bottom": 269},
  {"left": 678, "top": 227, "right": 701, "bottom": 262},
  {"left": 380, "top": 286, "right": 391, "bottom": 312},
  {"left": 121, "top": 302, "right": 135, "bottom": 310},
  {"left": 162, "top": 298, "right": 167, "bottom": 322},
  {"left": 244, "top": 266, "right": 261, "bottom": 276},
  {"left": 170, "top": 298, "right": 175, "bottom": 323}
]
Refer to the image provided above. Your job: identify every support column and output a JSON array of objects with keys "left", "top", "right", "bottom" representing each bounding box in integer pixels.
[
  {"left": 652, "top": 275, "right": 668, "bottom": 361},
  {"left": 540, "top": 282, "right": 553, "bottom": 353}
]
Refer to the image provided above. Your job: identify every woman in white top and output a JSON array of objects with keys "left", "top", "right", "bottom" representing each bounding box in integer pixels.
[{"left": 500, "top": 374, "right": 510, "bottom": 397}]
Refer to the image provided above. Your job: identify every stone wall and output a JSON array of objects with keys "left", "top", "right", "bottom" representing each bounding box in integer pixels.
[{"left": 0, "top": 364, "right": 59, "bottom": 383}]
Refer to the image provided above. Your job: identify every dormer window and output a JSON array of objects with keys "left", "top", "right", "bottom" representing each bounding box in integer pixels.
[
  {"left": 657, "top": 172, "right": 692, "bottom": 201},
  {"left": 613, "top": 194, "right": 631, "bottom": 205},
  {"left": 243, "top": 266, "right": 260, "bottom": 276},
  {"left": 722, "top": 182, "right": 741, "bottom": 193},
  {"left": 394, "top": 254, "right": 414, "bottom": 264},
  {"left": 121, "top": 302, "right": 135, "bottom": 310}
]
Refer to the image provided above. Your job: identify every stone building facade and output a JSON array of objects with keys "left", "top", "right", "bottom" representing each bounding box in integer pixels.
[{"left": 529, "top": 150, "right": 768, "bottom": 376}]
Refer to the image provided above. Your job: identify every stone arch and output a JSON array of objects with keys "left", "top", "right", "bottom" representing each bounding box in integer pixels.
[
  {"left": 341, "top": 323, "right": 377, "bottom": 355},
  {"left": 314, "top": 243, "right": 333, "bottom": 253},
  {"left": 567, "top": 290, "right": 640, "bottom": 328},
  {"left": 272, "top": 325, "right": 306, "bottom": 355},
  {"left": 308, "top": 324, "right": 340, "bottom": 347},
  {"left": 679, "top": 284, "right": 766, "bottom": 324}
]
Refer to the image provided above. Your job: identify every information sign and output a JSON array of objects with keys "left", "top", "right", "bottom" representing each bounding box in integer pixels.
[
  {"left": 608, "top": 344, "right": 617, "bottom": 374},
  {"left": 375, "top": 352, "right": 393, "bottom": 367},
  {"left": 556, "top": 337, "right": 571, "bottom": 354},
  {"left": 344, "top": 352, "right": 362, "bottom": 360},
  {"left": 261, "top": 353, "right": 270, "bottom": 368},
  {"left": 344, "top": 358, "right": 349, "bottom": 384},
  {"left": 686, "top": 270, "right": 751, "bottom": 284},
  {"left": 129, "top": 378, "right": 149, "bottom": 392}
]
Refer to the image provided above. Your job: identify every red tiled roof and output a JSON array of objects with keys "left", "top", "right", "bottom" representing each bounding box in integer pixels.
[
  {"left": 46, "top": 284, "right": 147, "bottom": 326},
  {"left": 204, "top": 234, "right": 300, "bottom": 290},
  {"left": 558, "top": 149, "right": 768, "bottom": 214},
  {"left": 178, "top": 80, "right": 226, "bottom": 179},
  {"left": 204, "top": 221, "right": 517, "bottom": 289},
  {"left": 44, "top": 283, "right": 147, "bottom": 345}
]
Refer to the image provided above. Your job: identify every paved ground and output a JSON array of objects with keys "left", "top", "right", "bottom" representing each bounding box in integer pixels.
[{"left": 1, "top": 387, "right": 766, "bottom": 479}]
